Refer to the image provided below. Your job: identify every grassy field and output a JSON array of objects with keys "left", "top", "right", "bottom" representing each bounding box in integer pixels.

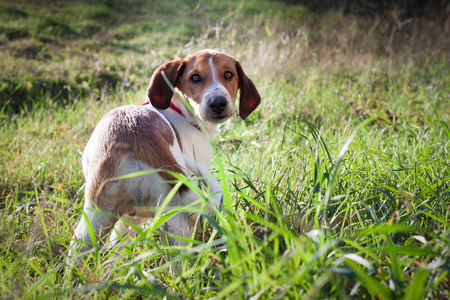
[{"left": 1, "top": 0, "right": 449, "bottom": 298}]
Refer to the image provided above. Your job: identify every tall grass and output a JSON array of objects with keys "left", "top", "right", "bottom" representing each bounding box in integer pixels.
[{"left": 1, "top": 0, "right": 449, "bottom": 298}]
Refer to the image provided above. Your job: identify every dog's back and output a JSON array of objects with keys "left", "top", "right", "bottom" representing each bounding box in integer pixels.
[{"left": 83, "top": 105, "right": 185, "bottom": 213}]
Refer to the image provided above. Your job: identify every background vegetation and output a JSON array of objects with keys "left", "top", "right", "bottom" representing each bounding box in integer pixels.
[{"left": 1, "top": 0, "right": 449, "bottom": 298}]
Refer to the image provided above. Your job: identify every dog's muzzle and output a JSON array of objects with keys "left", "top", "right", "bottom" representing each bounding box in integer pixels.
[{"left": 209, "top": 96, "right": 228, "bottom": 114}]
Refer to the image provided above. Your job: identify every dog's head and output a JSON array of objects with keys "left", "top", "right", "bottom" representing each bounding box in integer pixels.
[{"left": 147, "top": 49, "right": 261, "bottom": 123}]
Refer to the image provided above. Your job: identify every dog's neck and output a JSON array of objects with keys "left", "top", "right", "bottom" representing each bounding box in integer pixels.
[
  {"left": 167, "top": 98, "right": 217, "bottom": 140},
  {"left": 157, "top": 98, "right": 217, "bottom": 171},
  {"left": 168, "top": 102, "right": 202, "bottom": 132}
]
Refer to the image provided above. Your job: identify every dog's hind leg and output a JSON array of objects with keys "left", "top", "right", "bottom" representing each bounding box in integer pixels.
[
  {"left": 68, "top": 200, "right": 118, "bottom": 257},
  {"left": 109, "top": 215, "right": 146, "bottom": 246}
]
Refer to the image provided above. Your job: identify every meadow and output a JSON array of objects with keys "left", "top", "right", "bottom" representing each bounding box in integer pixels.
[{"left": 1, "top": 0, "right": 449, "bottom": 298}]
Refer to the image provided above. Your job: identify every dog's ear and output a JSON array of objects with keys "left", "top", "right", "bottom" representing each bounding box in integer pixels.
[
  {"left": 236, "top": 61, "right": 261, "bottom": 119},
  {"left": 147, "top": 58, "right": 185, "bottom": 109}
]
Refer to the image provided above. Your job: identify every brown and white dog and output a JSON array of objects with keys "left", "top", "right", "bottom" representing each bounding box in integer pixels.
[{"left": 68, "top": 50, "right": 261, "bottom": 257}]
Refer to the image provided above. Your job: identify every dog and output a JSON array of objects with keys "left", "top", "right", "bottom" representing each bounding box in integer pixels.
[{"left": 68, "top": 49, "right": 261, "bottom": 258}]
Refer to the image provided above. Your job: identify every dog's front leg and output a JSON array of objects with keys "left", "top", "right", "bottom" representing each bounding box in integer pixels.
[
  {"left": 158, "top": 211, "right": 191, "bottom": 273},
  {"left": 183, "top": 155, "right": 223, "bottom": 210}
]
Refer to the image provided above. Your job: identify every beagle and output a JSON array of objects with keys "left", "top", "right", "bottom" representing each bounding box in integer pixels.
[{"left": 68, "top": 50, "right": 261, "bottom": 257}]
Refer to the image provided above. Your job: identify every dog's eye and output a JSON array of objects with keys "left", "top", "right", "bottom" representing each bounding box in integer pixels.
[
  {"left": 190, "top": 74, "right": 201, "bottom": 83},
  {"left": 224, "top": 71, "right": 233, "bottom": 80}
]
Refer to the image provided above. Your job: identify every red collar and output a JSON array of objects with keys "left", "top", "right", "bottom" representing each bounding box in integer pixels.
[
  {"left": 141, "top": 99, "right": 184, "bottom": 116},
  {"left": 170, "top": 103, "right": 201, "bottom": 131},
  {"left": 142, "top": 100, "right": 201, "bottom": 131},
  {"left": 170, "top": 102, "right": 184, "bottom": 116}
]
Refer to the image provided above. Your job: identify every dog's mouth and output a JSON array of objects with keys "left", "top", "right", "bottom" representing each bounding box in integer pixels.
[
  {"left": 209, "top": 114, "right": 231, "bottom": 124},
  {"left": 213, "top": 114, "right": 226, "bottom": 119}
]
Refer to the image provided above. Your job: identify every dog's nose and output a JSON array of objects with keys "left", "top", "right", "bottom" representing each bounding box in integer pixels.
[{"left": 209, "top": 97, "right": 227, "bottom": 114}]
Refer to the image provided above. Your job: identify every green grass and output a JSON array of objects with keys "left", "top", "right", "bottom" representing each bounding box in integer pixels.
[{"left": 1, "top": 0, "right": 449, "bottom": 298}]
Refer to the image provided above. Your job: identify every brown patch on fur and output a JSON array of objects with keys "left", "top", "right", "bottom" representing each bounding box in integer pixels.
[{"left": 86, "top": 106, "right": 185, "bottom": 208}]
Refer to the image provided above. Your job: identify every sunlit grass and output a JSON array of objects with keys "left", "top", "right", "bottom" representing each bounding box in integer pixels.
[{"left": 1, "top": 0, "right": 449, "bottom": 298}]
